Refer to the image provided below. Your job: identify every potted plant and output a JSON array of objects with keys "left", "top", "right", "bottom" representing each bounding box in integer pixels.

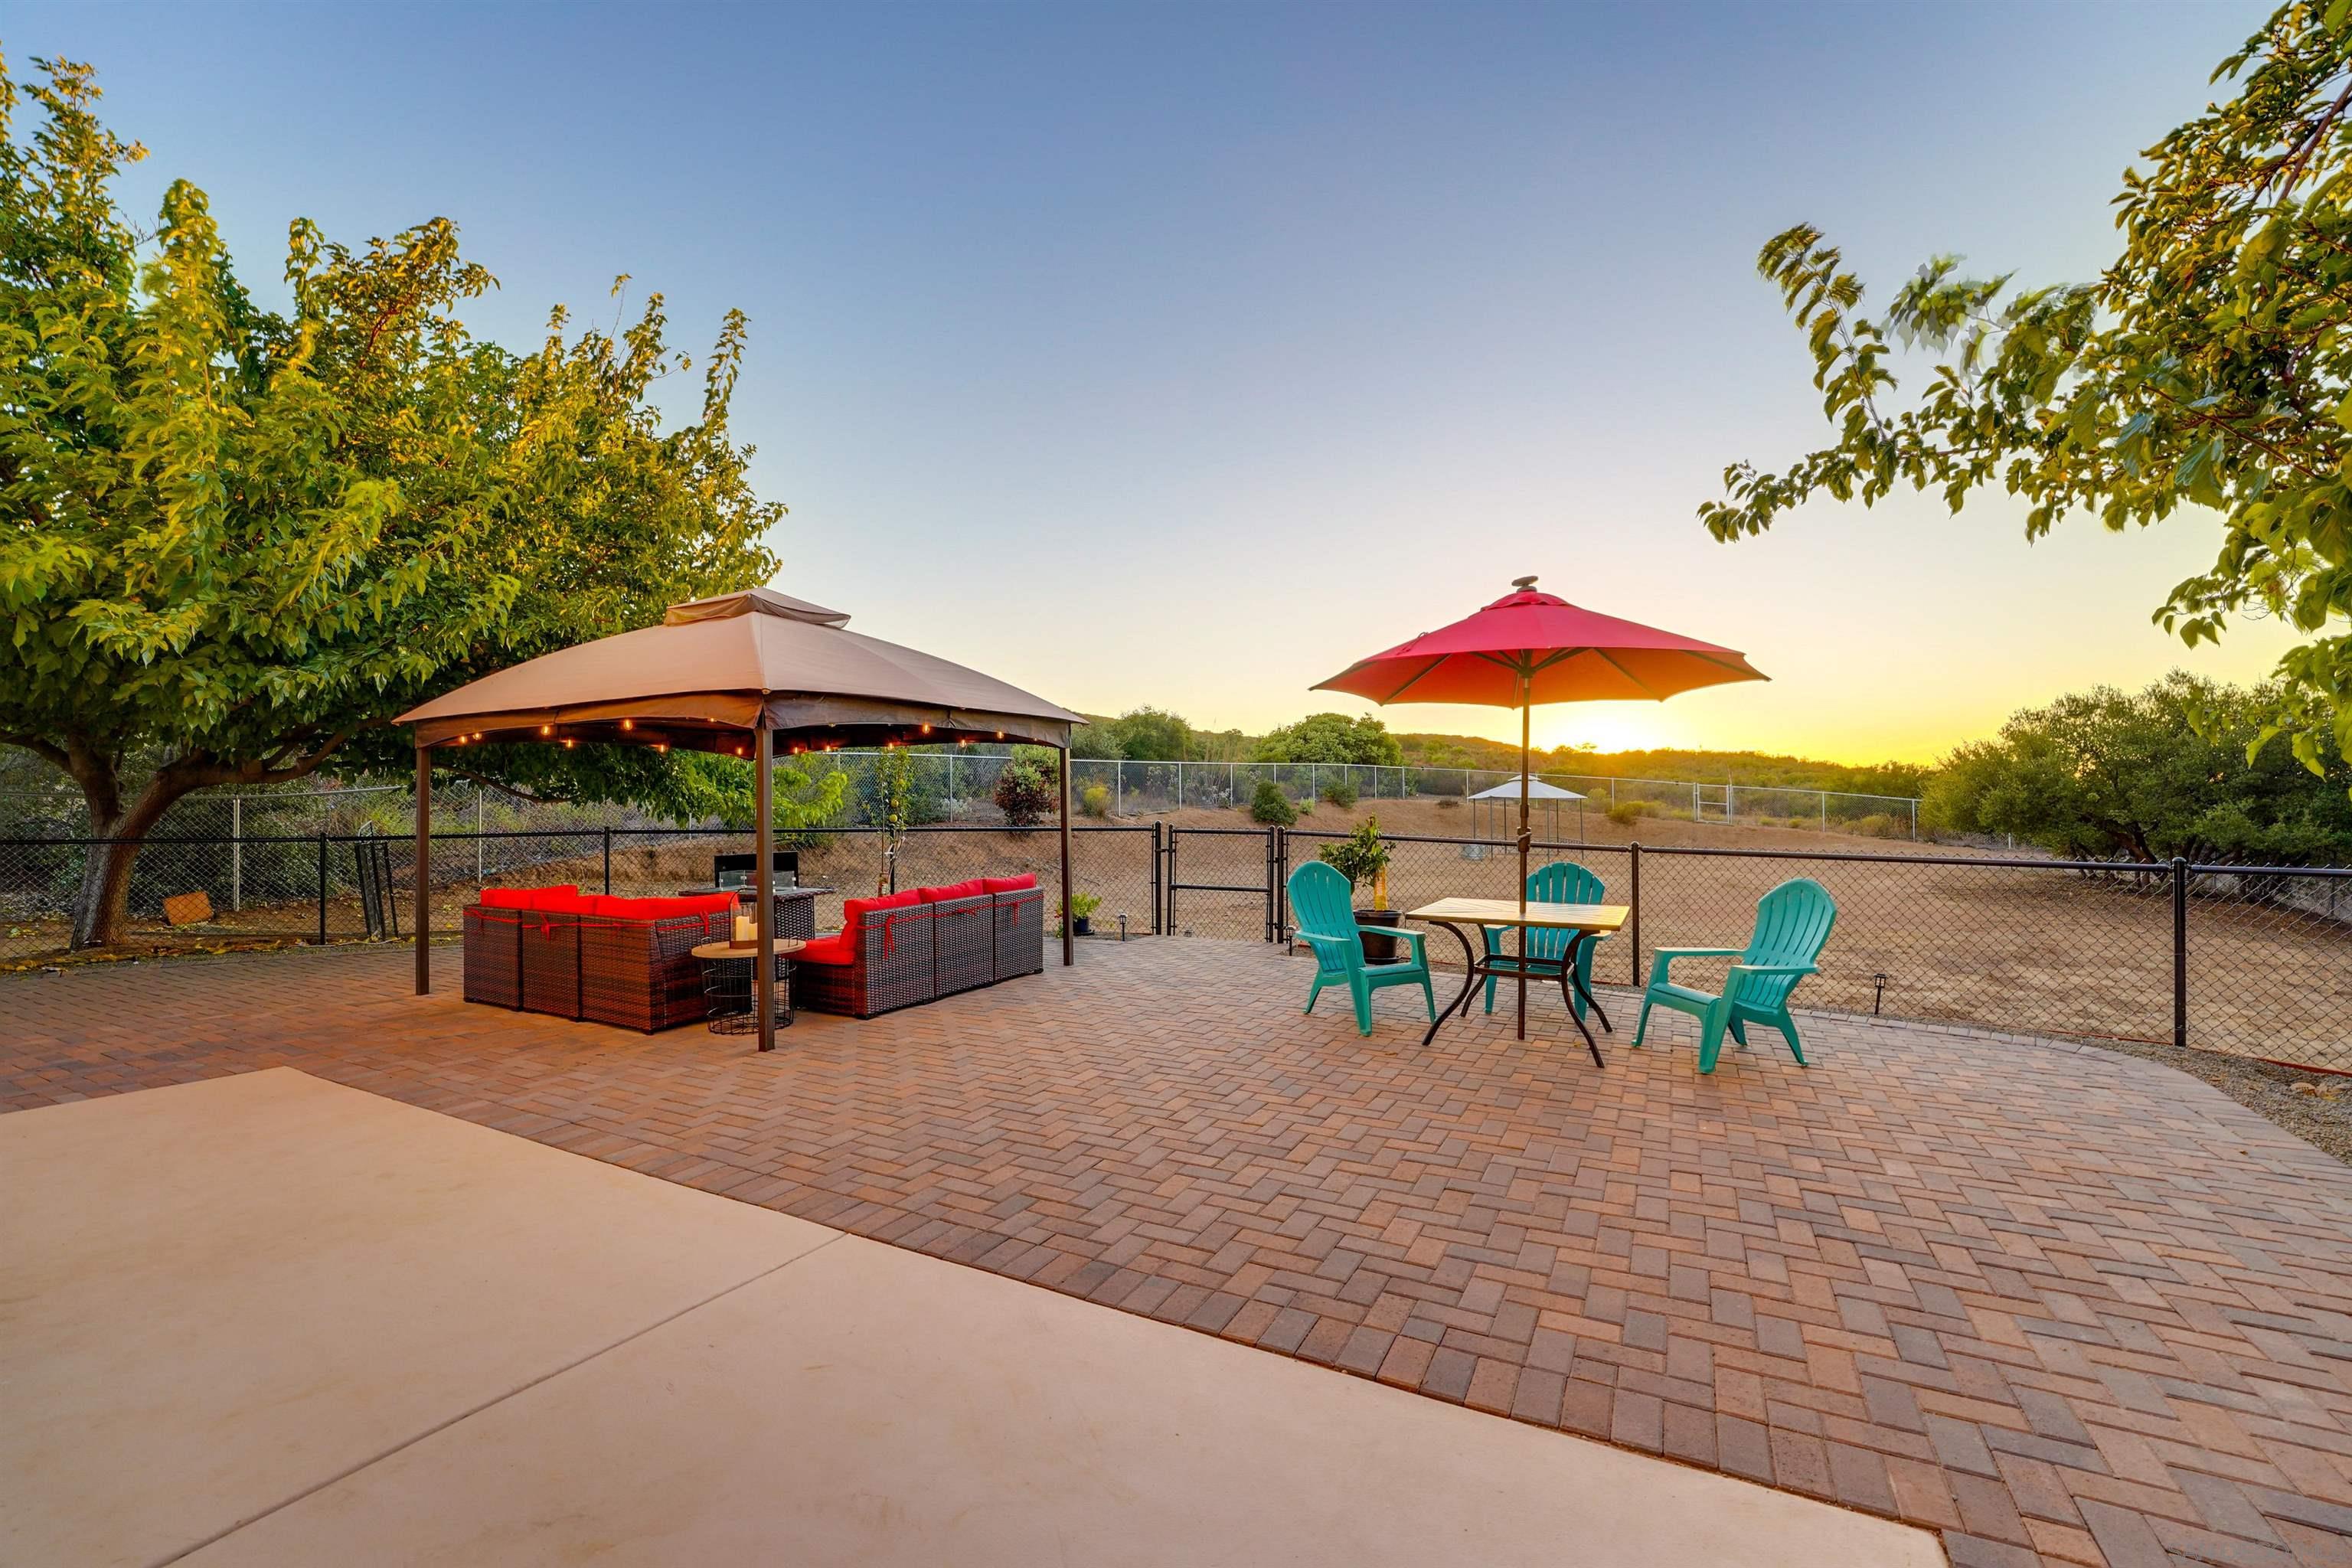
[
  {"left": 1069, "top": 890, "right": 1102, "bottom": 937},
  {"left": 1317, "top": 818, "right": 1397, "bottom": 961}
]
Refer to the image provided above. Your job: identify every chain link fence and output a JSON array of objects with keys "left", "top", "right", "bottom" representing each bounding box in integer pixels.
[
  {"left": 0, "top": 822, "right": 1164, "bottom": 967},
  {"left": 1265, "top": 831, "right": 2350, "bottom": 1073},
  {"left": 7, "top": 808, "right": 2344, "bottom": 1073}
]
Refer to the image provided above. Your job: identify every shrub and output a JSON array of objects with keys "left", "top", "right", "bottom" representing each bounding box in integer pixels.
[
  {"left": 1318, "top": 778, "right": 1358, "bottom": 808},
  {"left": 1318, "top": 818, "right": 1391, "bottom": 901},
  {"left": 1606, "top": 799, "right": 1655, "bottom": 828},
  {"left": 992, "top": 759, "right": 1054, "bottom": 826},
  {"left": 1248, "top": 779, "right": 1298, "bottom": 825},
  {"left": 1851, "top": 812, "right": 1911, "bottom": 839},
  {"left": 1080, "top": 782, "right": 1110, "bottom": 818},
  {"left": 1435, "top": 796, "right": 1461, "bottom": 810}
]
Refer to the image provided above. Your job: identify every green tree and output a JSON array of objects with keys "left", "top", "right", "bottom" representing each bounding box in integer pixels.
[
  {"left": 1067, "top": 720, "right": 1124, "bottom": 760},
  {"left": 1, "top": 55, "right": 816, "bottom": 946},
  {"left": 1108, "top": 705, "right": 1193, "bottom": 761},
  {"left": 862, "top": 746, "right": 920, "bottom": 893},
  {"left": 1703, "top": 4, "right": 2352, "bottom": 780},
  {"left": 1253, "top": 712, "right": 1404, "bottom": 766},
  {"left": 1922, "top": 674, "right": 2352, "bottom": 861}
]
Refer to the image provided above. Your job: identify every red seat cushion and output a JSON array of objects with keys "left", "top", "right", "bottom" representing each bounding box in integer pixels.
[
  {"left": 795, "top": 933, "right": 853, "bottom": 965},
  {"left": 981, "top": 874, "right": 1037, "bottom": 893},
  {"left": 918, "top": 879, "right": 988, "bottom": 903}
]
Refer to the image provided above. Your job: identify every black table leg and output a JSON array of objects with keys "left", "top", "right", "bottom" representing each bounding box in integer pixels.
[
  {"left": 1422, "top": 923, "right": 1482, "bottom": 1047},
  {"left": 1555, "top": 933, "right": 1606, "bottom": 1068}
]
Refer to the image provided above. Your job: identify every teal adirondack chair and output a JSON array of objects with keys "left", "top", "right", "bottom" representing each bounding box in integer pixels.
[
  {"left": 1633, "top": 878, "right": 1836, "bottom": 1074},
  {"left": 1481, "top": 861, "right": 1610, "bottom": 1021},
  {"left": 1289, "top": 861, "right": 1435, "bottom": 1036}
]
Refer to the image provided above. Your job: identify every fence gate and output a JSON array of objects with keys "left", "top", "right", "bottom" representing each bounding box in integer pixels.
[{"left": 1163, "top": 826, "right": 1277, "bottom": 942}]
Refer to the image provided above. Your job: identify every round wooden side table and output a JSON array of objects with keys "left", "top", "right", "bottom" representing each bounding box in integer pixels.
[{"left": 691, "top": 938, "right": 806, "bottom": 1035}]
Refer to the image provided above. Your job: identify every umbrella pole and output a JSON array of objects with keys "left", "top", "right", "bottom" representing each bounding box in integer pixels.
[
  {"left": 755, "top": 723, "right": 776, "bottom": 1053},
  {"left": 1517, "top": 681, "right": 1530, "bottom": 1041}
]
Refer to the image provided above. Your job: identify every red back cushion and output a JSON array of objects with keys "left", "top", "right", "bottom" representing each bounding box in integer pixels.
[
  {"left": 482, "top": 884, "right": 577, "bottom": 910},
  {"left": 841, "top": 890, "right": 925, "bottom": 930},
  {"left": 917, "top": 879, "right": 988, "bottom": 903},
  {"left": 592, "top": 892, "right": 734, "bottom": 921},
  {"left": 528, "top": 887, "right": 591, "bottom": 913},
  {"left": 981, "top": 875, "right": 1037, "bottom": 893}
]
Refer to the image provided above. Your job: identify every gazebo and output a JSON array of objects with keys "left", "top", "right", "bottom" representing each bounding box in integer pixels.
[
  {"left": 397, "top": 587, "right": 1086, "bottom": 1052},
  {"left": 1468, "top": 777, "right": 1584, "bottom": 847}
]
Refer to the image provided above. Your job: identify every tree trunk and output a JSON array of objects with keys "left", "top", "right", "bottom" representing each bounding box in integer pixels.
[{"left": 69, "top": 776, "right": 191, "bottom": 949}]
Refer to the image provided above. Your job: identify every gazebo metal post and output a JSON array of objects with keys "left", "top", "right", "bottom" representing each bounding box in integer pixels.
[
  {"left": 755, "top": 720, "right": 776, "bottom": 1053},
  {"left": 1516, "top": 671, "right": 1530, "bottom": 1040},
  {"left": 414, "top": 741, "right": 432, "bottom": 995},
  {"left": 1058, "top": 743, "right": 1074, "bottom": 966}
]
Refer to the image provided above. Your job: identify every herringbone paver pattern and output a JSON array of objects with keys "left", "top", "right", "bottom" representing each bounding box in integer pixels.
[{"left": 7, "top": 939, "right": 2350, "bottom": 1566}]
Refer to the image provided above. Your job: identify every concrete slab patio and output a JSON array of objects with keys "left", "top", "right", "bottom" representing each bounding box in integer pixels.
[
  {"left": 7, "top": 939, "right": 2352, "bottom": 1566},
  {"left": 6, "top": 1069, "right": 1939, "bottom": 1568}
]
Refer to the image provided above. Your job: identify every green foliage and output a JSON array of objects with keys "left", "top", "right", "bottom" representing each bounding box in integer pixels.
[
  {"left": 992, "top": 757, "right": 1054, "bottom": 826},
  {"left": 0, "top": 56, "right": 786, "bottom": 943},
  {"left": 1606, "top": 799, "right": 1656, "bottom": 828},
  {"left": 1247, "top": 779, "right": 1298, "bottom": 825},
  {"left": 1704, "top": 4, "right": 2352, "bottom": 777},
  {"left": 1080, "top": 782, "right": 1110, "bottom": 818},
  {"left": 1255, "top": 712, "right": 1403, "bottom": 766},
  {"left": 1068, "top": 890, "right": 1102, "bottom": 922},
  {"left": 1922, "top": 673, "right": 2352, "bottom": 862},
  {"left": 1067, "top": 722, "right": 1123, "bottom": 760},
  {"left": 1318, "top": 778, "right": 1358, "bottom": 808},
  {"left": 1317, "top": 818, "right": 1391, "bottom": 894},
  {"left": 1106, "top": 705, "right": 1194, "bottom": 761}
]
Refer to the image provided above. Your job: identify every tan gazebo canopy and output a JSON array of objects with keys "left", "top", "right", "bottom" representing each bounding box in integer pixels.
[{"left": 399, "top": 587, "right": 1086, "bottom": 1050}]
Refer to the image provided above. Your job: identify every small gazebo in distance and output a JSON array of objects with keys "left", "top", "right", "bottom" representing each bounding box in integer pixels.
[
  {"left": 1468, "top": 777, "right": 1584, "bottom": 848},
  {"left": 399, "top": 587, "right": 1086, "bottom": 1051}
]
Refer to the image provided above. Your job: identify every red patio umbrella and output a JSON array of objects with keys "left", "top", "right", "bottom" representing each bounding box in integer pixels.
[{"left": 1312, "top": 576, "right": 1766, "bottom": 1037}]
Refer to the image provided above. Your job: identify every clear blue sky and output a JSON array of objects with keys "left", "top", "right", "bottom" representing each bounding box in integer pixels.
[{"left": 11, "top": 1, "right": 2288, "bottom": 762}]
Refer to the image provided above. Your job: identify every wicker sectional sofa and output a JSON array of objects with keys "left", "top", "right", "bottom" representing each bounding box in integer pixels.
[
  {"left": 462, "top": 887, "right": 737, "bottom": 1032},
  {"left": 796, "top": 875, "right": 1046, "bottom": 1019},
  {"left": 460, "top": 875, "right": 1048, "bottom": 1030}
]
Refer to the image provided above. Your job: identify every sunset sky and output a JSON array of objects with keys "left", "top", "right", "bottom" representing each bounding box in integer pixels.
[{"left": 13, "top": 1, "right": 2294, "bottom": 764}]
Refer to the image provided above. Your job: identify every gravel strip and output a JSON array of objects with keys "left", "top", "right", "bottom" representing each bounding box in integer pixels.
[{"left": 2071, "top": 1037, "right": 2351, "bottom": 1165}]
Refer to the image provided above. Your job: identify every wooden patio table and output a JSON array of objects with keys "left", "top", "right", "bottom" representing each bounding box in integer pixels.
[{"left": 1402, "top": 898, "right": 1628, "bottom": 1067}]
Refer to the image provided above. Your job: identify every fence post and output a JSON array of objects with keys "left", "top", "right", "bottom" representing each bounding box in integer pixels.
[
  {"left": 1176, "top": 762, "right": 1183, "bottom": 808},
  {"left": 602, "top": 826, "right": 612, "bottom": 894},
  {"left": 231, "top": 796, "right": 243, "bottom": 913},
  {"left": 1115, "top": 760, "right": 1123, "bottom": 817},
  {"left": 1910, "top": 800, "right": 1919, "bottom": 841},
  {"left": 475, "top": 794, "right": 485, "bottom": 883},
  {"left": 2172, "top": 856, "right": 2188, "bottom": 1050},
  {"left": 1820, "top": 792, "right": 1827, "bottom": 833},
  {"left": 1628, "top": 842, "right": 1642, "bottom": 988},
  {"left": 1151, "top": 820, "right": 1164, "bottom": 935},
  {"left": 316, "top": 833, "right": 328, "bottom": 945}
]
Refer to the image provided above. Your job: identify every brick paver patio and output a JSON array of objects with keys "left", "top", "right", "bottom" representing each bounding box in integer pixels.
[{"left": 7, "top": 939, "right": 2350, "bottom": 1567}]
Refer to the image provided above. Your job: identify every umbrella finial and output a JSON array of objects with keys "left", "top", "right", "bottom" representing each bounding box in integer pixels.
[{"left": 1512, "top": 574, "right": 1537, "bottom": 592}]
